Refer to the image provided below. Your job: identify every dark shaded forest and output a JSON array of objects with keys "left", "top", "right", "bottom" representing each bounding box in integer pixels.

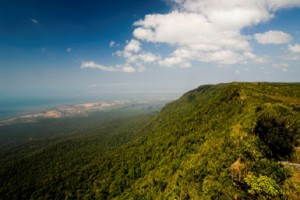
[{"left": 1, "top": 82, "right": 300, "bottom": 199}]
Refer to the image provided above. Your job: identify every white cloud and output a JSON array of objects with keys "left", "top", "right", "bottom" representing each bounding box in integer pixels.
[
  {"left": 66, "top": 48, "right": 72, "bottom": 52},
  {"left": 101, "top": 38, "right": 161, "bottom": 72},
  {"left": 81, "top": 61, "right": 137, "bottom": 73},
  {"left": 267, "top": 0, "right": 300, "bottom": 10},
  {"left": 254, "top": 30, "right": 292, "bottom": 44},
  {"left": 134, "top": 11, "right": 250, "bottom": 52},
  {"left": 169, "top": 0, "right": 272, "bottom": 29},
  {"left": 288, "top": 44, "right": 300, "bottom": 53},
  {"left": 137, "top": 52, "right": 160, "bottom": 63},
  {"left": 121, "top": 65, "right": 136, "bottom": 73},
  {"left": 158, "top": 48, "right": 192, "bottom": 67},
  {"left": 124, "top": 39, "right": 141, "bottom": 53},
  {"left": 109, "top": 41, "right": 116, "bottom": 47},
  {"left": 171, "top": 0, "right": 300, "bottom": 17},
  {"left": 159, "top": 57, "right": 191, "bottom": 68},
  {"left": 133, "top": 0, "right": 300, "bottom": 66},
  {"left": 82, "top": 0, "right": 300, "bottom": 71},
  {"left": 31, "top": 18, "right": 38, "bottom": 24},
  {"left": 112, "top": 40, "right": 161, "bottom": 71},
  {"left": 132, "top": 0, "right": 300, "bottom": 66},
  {"left": 133, "top": 11, "right": 251, "bottom": 65},
  {"left": 196, "top": 50, "right": 244, "bottom": 65},
  {"left": 125, "top": 52, "right": 161, "bottom": 64},
  {"left": 81, "top": 61, "right": 117, "bottom": 72}
]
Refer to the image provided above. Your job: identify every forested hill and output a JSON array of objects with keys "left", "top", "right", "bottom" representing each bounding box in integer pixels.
[{"left": 1, "top": 82, "right": 300, "bottom": 199}]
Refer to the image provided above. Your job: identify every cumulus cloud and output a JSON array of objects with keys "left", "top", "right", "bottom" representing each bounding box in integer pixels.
[
  {"left": 133, "top": 12, "right": 250, "bottom": 52},
  {"left": 84, "top": 38, "right": 157, "bottom": 73},
  {"left": 126, "top": 52, "right": 161, "bottom": 64},
  {"left": 112, "top": 39, "right": 161, "bottom": 71},
  {"left": 124, "top": 39, "right": 141, "bottom": 53},
  {"left": 132, "top": 0, "right": 300, "bottom": 66},
  {"left": 158, "top": 48, "right": 192, "bottom": 67},
  {"left": 170, "top": 0, "right": 271, "bottom": 27},
  {"left": 133, "top": 11, "right": 252, "bottom": 65},
  {"left": 171, "top": 0, "right": 300, "bottom": 16},
  {"left": 254, "top": 30, "right": 292, "bottom": 44},
  {"left": 82, "top": 0, "right": 300, "bottom": 71},
  {"left": 136, "top": 52, "right": 160, "bottom": 63}
]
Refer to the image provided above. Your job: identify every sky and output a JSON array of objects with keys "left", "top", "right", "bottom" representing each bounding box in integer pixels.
[{"left": 1, "top": 0, "right": 300, "bottom": 99}]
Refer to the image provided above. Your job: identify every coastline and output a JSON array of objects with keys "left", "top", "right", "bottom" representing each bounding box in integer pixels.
[{"left": 0, "top": 100, "right": 127, "bottom": 126}]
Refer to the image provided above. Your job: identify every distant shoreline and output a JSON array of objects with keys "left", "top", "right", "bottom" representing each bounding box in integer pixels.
[
  {"left": 0, "top": 98, "right": 173, "bottom": 126},
  {"left": 0, "top": 100, "right": 127, "bottom": 126}
]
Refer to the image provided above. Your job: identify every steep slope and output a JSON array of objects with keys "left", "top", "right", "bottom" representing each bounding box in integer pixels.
[
  {"left": 102, "top": 82, "right": 300, "bottom": 199},
  {"left": 1, "top": 82, "right": 300, "bottom": 199},
  {"left": 92, "top": 82, "right": 300, "bottom": 199}
]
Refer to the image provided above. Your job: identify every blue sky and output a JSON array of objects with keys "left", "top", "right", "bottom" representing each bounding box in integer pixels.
[{"left": 1, "top": 0, "right": 300, "bottom": 99}]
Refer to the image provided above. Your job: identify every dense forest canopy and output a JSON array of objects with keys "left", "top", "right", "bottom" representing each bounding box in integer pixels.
[{"left": 1, "top": 82, "right": 300, "bottom": 199}]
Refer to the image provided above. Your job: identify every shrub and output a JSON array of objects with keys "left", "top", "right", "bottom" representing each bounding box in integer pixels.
[{"left": 245, "top": 173, "right": 281, "bottom": 199}]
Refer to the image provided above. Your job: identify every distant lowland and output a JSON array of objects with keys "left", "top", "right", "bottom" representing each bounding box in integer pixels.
[
  {"left": 0, "top": 97, "right": 85, "bottom": 121},
  {"left": 0, "top": 98, "right": 170, "bottom": 126},
  {"left": 0, "top": 101, "right": 124, "bottom": 126}
]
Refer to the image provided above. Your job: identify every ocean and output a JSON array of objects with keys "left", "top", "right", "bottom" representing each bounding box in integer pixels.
[
  {"left": 0, "top": 96, "right": 96, "bottom": 120},
  {"left": 0, "top": 91, "right": 180, "bottom": 120}
]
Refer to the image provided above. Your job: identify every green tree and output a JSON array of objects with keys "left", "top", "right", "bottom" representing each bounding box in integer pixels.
[{"left": 254, "top": 110, "right": 296, "bottom": 160}]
